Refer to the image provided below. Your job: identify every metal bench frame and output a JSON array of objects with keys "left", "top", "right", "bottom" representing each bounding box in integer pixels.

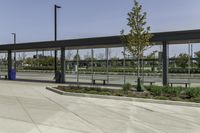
[
  {"left": 0, "top": 75, "right": 8, "bottom": 79},
  {"left": 135, "top": 80, "right": 155, "bottom": 86},
  {"left": 168, "top": 82, "right": 190, "bottom": 88},
  {"left": 143, "top": 81, "right": 155, "bottom": 86},
  {"left": 92, "top": 79, "right": 108, "bottom": 85}
]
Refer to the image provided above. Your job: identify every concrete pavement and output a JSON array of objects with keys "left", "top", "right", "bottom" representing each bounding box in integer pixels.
[{"left": 0, "top": 80, "right": 200, "bottom": 133}]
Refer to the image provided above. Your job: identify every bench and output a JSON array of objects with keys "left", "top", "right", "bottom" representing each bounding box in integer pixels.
[
  {"left": 0, "top": 75, "right": 7, "bottom": 79},
  {"left": 143, "top": 81, "right": 155, "bottom": 86},
  {"left": 168, "top": 81, "right": 190, "bottom": 88},
  {"left": 92, "top": 79, "right": 108, "bottom": 85},
  {"left": 135, "top": 80, "right": 155, "bottom": 86}
]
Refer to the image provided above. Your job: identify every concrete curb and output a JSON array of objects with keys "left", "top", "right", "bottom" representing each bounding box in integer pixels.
[{"left": 46, "top": 87, "right": 200, "bottom": 108}]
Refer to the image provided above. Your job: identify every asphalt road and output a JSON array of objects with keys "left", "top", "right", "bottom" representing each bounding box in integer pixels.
[{"left": 1, "top": 71, "right": 199, "bottom": 85}]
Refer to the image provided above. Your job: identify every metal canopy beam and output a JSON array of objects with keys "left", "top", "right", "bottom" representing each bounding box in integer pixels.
[{"left": 0, "top": 29, "right": 200, "bottom": 51}]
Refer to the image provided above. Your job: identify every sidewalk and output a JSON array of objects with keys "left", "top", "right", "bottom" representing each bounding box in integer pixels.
[{"left": 0, "top": 80, "right": 200, "bottom": 133}]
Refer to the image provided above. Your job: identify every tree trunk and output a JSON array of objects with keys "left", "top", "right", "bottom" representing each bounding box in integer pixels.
[
  {"left": 137, "top": 56, "right": 140, "bottom": 78},
  {"left": 136, "top": 50, "right": 144, "bottom": 92}
]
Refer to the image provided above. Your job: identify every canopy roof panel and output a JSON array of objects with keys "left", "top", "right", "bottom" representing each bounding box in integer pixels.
[{"left": 0, "top": 29, "right": 200, "bottom": 51}]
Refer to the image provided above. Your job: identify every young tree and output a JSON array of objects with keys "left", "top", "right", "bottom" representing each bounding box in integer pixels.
[{"left": 121, "top": 0, "right": 153, "bottom": 91}]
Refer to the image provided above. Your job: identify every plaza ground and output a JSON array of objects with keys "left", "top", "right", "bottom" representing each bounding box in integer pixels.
[{"left": 0, "top": 80, "right": 200, "bottom": 133}]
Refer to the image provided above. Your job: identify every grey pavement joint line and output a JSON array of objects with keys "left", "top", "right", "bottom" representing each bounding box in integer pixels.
[
  {"left": 84, "top": 98, "right": 168, "bottom": 133},
  {"left": 0, "top": 115, "right": 33, "bottom": 124},
  {"left": 0, "top": 112, "right": 84, "bottom": 133},
  {"left": 15, "top": 97, "right": 43, "bottom": 133},
  {"left": 40, "top": 87, "right": 168, "bottom": 133},
  {"left": 47, "top": 97, "right": 106, "bottom": 133},
  {"left": 33, "top": 87, "right": 105, "bottom": 133},
  {"left": 127, "top": 102, "right": 200, "bottom": 126},
  {"left": 58, "top": 91, "right": 200, "bottom": 132},
  {"left": 129, "top": 103, "right": 200, "bottom": 131},
  {"left": 83, "top": 99, "right": 169, "bottom": 133}
]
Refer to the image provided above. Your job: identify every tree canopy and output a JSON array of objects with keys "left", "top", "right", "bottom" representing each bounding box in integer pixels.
[{"left": 121, "top": 0, "right": 152, "bottom": 58}]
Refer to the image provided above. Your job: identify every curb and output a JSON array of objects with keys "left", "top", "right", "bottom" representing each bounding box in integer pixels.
[{"left": 46, "top": 87, "right": 200, "bottom": 108}]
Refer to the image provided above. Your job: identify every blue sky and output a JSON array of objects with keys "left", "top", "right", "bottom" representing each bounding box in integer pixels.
[{"left": 0, "top": 0, "right": 200, "bottom": 57}]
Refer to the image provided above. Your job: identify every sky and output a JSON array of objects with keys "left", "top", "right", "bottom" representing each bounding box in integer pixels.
[{"left": 0, "top": 0, "right": 200, "bottom": 58}]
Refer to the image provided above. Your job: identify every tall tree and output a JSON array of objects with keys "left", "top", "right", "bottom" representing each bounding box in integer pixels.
[{"left": 121, "top": 0, "right": 153, "bottom": 91}]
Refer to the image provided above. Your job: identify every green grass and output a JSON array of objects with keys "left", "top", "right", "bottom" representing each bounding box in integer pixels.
[{"left": 56, "top": 85, "right": 200, "bottom": 103}]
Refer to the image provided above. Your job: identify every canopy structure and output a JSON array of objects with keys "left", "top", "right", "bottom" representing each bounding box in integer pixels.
[
  {"left": 0, "top": 29, "right": 200, "bottom": 51},
  {"left": 1, "top": 29, "right": 200, "bottom": 85}
]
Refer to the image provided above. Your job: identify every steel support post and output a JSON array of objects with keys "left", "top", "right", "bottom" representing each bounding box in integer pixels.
[
  {"left": 54, "top": 5, "right": 58, "bottom": 77},
  {"left": 61, "top": 47, "right": 65, "bottom": 83},
  {"left": 123, "top": 47, "right": 126, "bottom": 84},
  {"left": 188, "top": 43, "right": 191, "bottom": 88},
  {"left": 162, "top": 41, "right": 169, "bottom": 86},
  {"left": 91, "top": 49, "right": 94, "bottom": 84},
  {"left": 76, "top": 49, "right": 79, "bottom": 85},
  {"left": 54, "top": 5, "right": 61, "bottom": 80},
  {"left": 7, "top": 50, "right": 12, "bottom": 80},
  {"left": 106, "top": 48, "right": 109, "bottom": 84},
  {"left": 36, "top": 50, "right": 39, "bottom": 67}
]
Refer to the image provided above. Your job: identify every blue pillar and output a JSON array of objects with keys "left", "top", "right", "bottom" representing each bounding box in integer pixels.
[{"left": 7, "top": 50, "right": 12, "bottom": 80}]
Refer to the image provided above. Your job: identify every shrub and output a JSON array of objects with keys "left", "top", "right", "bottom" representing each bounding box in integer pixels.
[
  {"left": 190, "top": 97, "right": 200, "bottom": 103},
  {"left": 146, "top": 86, "right": 162, "bottom": 96},
  {"left": 162, "top": 87, "right": 184, "bottom": 97},
  {"left": 114, "top": 93, "right": 123, "bottom": 96},
  {"left": 87, "top": 90, "right": 98, "bottom": 94},
  {"left": 99, "top": 92, "right": 111, "bottom": 95},
  {"left": 154, "top": 96, "right": 168, "bottom": 100},
  {"left": 91, "top": 87, "right": 102, "bottom": 92},
  {"left": 184, "top": 88, "right": 200, "bottom": 98},
  {"left": 122, "top": 83, "right": 132, "bottom": 95}
]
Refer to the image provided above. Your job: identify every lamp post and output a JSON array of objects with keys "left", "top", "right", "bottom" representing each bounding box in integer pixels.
[
  {"left": 11, "top": 33, "right": 16, "bottom": 70},
  {"left": 54, "top": 4, "right": 61, "bottom": 77}
]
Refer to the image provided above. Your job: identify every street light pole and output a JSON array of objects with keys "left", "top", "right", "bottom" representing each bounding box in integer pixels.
[
  {"left": 11, "top": 33, "right": 16, "bottom": 70},
  {"left": 54, "top": 5, "right": 61, "bottom": 77}
]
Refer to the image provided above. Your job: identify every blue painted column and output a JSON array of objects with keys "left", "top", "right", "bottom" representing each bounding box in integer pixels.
[{"left": 7, "top": 50, "right": 12, "bottom": 80}]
